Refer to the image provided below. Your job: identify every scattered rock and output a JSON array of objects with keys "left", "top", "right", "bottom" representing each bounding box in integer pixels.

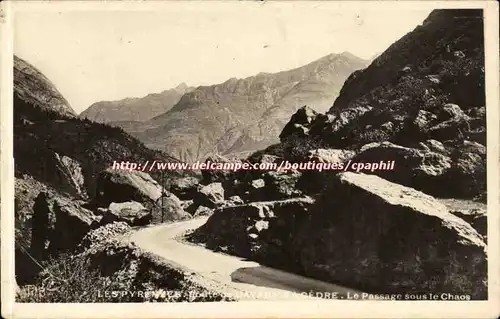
[
  {"left": 427, "top": 116, "right": 471, "bottom": 141},
  {"left": 444, "top": 140, "right": 486, "bottom": 198},
  {"left": 438, "top": 103, "right": 467, "bottom": 121},
  {"left": 307, "top": 148, "right": 355, "bottom": 164},
  {"left": 425, "top": 74, "right": 441, "bottom": 84},
  {"left": 262, "top": 170, "right": 302, "bottom": 200},
  {"left": 466, "top": 106, "right": 486, "bottom": 118},
  {"left": 449, "top": 207, "right": 486, "bottom": 240},
  {"left": 322, "top": 105, "right": 374, "bottom": 139},
  {"left": 180, "top": 199, "right": 194, "bottom": 211},
  {"left": 79, "top": 221, "right": 131, "bottom": 252},
  {"left": 193, "top": 205, "right": 212, "bottom": 217},
  {"left": 412, "top": 110, "right": 437, "bottom": 132},
  {"left": 251, "top": 179, "right": 265, "bottom": 189}
]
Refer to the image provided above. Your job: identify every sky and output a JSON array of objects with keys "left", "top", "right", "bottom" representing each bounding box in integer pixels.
[{"left": 13, "top": 2, "right": 434, "bottom": 113}]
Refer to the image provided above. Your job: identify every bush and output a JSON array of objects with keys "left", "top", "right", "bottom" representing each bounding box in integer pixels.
[{"left": 16, "top": 253, "right": 120, "bottom": 302}]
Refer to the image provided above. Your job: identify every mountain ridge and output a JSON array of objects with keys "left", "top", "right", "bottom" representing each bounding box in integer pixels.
[
  {"left": 114, "top": 51, "right": 368, "bottom": 162},
  {"left": 80, "top": 83, "right": 194, "bottom": 123}
]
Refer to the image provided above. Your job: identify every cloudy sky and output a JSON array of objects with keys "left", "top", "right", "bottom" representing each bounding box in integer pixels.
[{"left": 14, "top": 1, "right": 434, "bottom": 113}]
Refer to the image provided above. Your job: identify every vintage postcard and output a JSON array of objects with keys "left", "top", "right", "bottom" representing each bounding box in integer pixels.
[{"left": 1, "top": 0, "right": 499, "bottom": 318}]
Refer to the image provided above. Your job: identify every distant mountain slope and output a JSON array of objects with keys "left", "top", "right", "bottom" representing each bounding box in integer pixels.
[
  {"left": 80, "top": 83, "right": 193, "bottom": 123},
  {"left": 130, "top": 52, "right": 367, "bottom": 162},
  {"left": 14, "top": 55, "right": 76, "bottom": 118}
]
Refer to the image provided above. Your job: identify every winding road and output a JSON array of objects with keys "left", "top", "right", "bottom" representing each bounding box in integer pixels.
[{"left": 128, "top": 217, "right": 361, "bottom": 301}]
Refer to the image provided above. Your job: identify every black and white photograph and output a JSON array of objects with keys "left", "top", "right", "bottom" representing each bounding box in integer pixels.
[{"left": 1, "top": 1, "right": 499, "bottom": 318}]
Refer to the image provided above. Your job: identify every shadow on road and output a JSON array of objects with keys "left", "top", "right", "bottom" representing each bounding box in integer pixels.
[{"left": 230, "top": 265, "right": 361, "bottom": 297}]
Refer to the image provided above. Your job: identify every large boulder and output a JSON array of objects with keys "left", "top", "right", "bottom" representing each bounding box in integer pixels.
[
  {"left": 307, "top": 148, "right": 356, "bottom": 164},
  {"left": 279, "top": 105, "right": 318, "bottom": 140},
  {"left": 295, "top": 172, "right": 487, "bottom": 298},
  {"left": 150, "top": 191, "right": 190, "bottom": 223},
  {"left": 194, "top": 182, "right": 225, "bottom": 209},
  {"left": 98, "top": 201, "right": 151, "bottom": 226},
  {"left": 168, "top": 176, "right": 200, "bottom": 200},
  {"left": 30, "top": 192, "right": 57, "bottom": 260},
  {"left": 95, "top": 169, "right": 162, "bottom": 207},
  {"left": 418, "top": 139, "right": 448, "bottom": 155},
  {"left": 47, "top": 197, "right": 100, "bottom": 255},
  {"left": 261, "top": 171, "right": 302, "bottom": 200},
  {"left": 189, "top": 197, "right": 315, "bottom": 270}
]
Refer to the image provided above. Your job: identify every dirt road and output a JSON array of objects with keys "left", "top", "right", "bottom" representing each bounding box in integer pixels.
[{"left": 128, "top": 217, "right": 361, "bottom": 301}]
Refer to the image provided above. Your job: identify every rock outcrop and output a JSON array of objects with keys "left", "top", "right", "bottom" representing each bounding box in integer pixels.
[
  {"left": 279, "top": 9, "right": 485, "bottom": 199},
  {"left": 169, "top": 176, "right": 200, "bottom": 200},
  {"left": 189, "top": 197, "right": 315, "bottom": 270},
  {"left": 30, "top": 192, "right": 56, "bottom": 260},
  {"left": 31, "top": 192, "right": 100, "bottom": 258},
  {"left": 95, "top": 169, "right": 162, "bottom": 207},
  {"left": 150, "top": 192, "right": 190, "bottom": 223},
  {"left": 98, "top": 201, "right": 151, "bottom": 226}
]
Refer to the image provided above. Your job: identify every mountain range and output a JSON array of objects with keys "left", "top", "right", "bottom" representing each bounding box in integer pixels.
[
  {"left": 81, "top": 52, "right": 368, "bottom": 162},
  {"left": 80, "top": 83, "right": 193, "bottom": 123}
]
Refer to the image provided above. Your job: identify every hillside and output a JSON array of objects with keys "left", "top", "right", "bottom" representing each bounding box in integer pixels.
[
  {"left": 105, "top": 52, "right": 367, "bottom": 162},
  {"left": 14, "top": 55, "right": 184, "bottom": 252},
  {"left": 14, "top": 55, "right": 76, "bottom": 118},
  {"left": 280, "top": 9, "right": 485, "bottom": 199},
  {"left": 80, "top": 83, "right": 193, "bottom": 123},
  {"left": 188, "top": 9, "right": 488, "bottom": 299}
]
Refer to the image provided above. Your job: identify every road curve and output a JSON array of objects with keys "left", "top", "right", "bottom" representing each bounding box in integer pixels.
[{"left": 128, "top": 217, "right": 361, "bottom": 301}]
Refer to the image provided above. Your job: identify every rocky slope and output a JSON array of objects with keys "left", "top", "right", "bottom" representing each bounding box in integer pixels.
[
  {"left": 80, "top": 83, "right": 193, "bottom": 123},
  {"left": 13, "top": 55, "right": 192, "bottom": 284},
  {"left": 187, "top": 9, "right": 488, "bottom": 299},
  {"left": 116, "top": 52, "right": 367, "bottom": 162},
  {"left": 280, "top": 9, "right": 486, "bottom": 199}
]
